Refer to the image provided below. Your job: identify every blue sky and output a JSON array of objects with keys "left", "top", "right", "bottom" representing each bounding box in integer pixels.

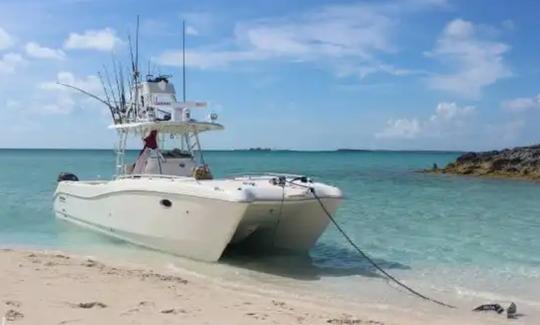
[{"left": 0, "top": 0, "right": 539, "bottom": 150}]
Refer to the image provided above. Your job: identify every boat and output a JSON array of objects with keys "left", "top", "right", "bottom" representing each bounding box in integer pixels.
[{"left": 53, "top": 20, "right": 343, "bottom": 262}]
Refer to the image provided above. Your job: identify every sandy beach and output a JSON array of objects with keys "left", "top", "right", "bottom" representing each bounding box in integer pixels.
[{"left": 0, "top": 248, "right": 519, "bottom": 325}]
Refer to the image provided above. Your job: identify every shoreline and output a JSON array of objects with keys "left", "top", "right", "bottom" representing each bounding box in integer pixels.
[{"left": 0, "top": 248, "right": 517, "bottom": 325}]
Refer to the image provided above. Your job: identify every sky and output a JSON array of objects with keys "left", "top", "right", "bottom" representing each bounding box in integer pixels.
[{"left": 0, "top": 0, "right": 539, "bottom": 150}]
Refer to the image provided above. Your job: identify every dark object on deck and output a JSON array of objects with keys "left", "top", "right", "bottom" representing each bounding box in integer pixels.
[
  {"left": 162, "top": 148, "right": 193, "bottom": 158},
  {"left": 57, "top": 172, "right": 79, "bottom": 182}
]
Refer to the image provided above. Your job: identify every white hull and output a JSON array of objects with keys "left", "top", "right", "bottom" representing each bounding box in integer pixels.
[
  {"left": 52, "top": 51, "right": 343, "bottom": 262},
  {"left": 54, "top": 176, "right": 341, "bottom": 262}
]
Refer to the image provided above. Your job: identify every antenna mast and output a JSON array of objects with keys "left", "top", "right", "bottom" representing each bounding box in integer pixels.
[
  {"left": 135, "top": 15, "right": 140, "bottom": 78},
  {"left": 134, "top": 15, "right": 140, "bottom": 119},
  {"left": 182, "top": 20, "right": 186, "bottom": 102}
]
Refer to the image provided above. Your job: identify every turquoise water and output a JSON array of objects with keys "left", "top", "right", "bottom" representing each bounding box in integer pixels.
[{"left": 1, "top": 149, "right": 539, "bottom": 318}]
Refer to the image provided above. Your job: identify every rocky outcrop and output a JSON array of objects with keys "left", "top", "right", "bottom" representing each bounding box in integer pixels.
[{"left": 430, "top": 145, "right": 540, "bottom": 180}]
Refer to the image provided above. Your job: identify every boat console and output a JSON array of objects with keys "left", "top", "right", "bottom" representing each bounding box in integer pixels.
[{"left": 144, "top": 155, "right": 196, "bottom": 177}]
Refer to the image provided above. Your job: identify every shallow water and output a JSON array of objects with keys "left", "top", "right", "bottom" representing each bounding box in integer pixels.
[{"left": 1, "top": 149, "right": 539, "bottom": 321}]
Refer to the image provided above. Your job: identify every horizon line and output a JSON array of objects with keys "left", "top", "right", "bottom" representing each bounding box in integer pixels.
[{"left": 0, "top": 147, "right": 467, "bottom": 153}]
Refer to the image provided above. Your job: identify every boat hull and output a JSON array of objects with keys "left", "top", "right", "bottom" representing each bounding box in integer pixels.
[
  {"left": 54, "top": 186, "right": 248, "bottom": 262},
  {"left": 54, "top": 177, "right": 342, "bottom": 262},
  {"left": 231, "top": 198, "right": 340, "bottom": 252}
]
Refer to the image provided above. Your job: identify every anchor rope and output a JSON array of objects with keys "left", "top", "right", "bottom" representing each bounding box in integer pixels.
[
  {"left": 271, "top": 182, "right": 286, "bottom": 248},
  {"left": 284, "top": 177, "right": 456, "bottom": 309}
]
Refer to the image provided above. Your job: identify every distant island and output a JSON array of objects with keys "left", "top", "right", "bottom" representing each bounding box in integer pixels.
[
  {"left": 336, "top": 149, "right": 372, "bottom": 152},
  {"left": 248, "top": 147, "right": 272, "bottom": 151},
  {"left": 427, "top": 144, "right": 540, "bottom": 180},
  {"left": 232, "top": 147, "right": 273, "bottom": 151}
]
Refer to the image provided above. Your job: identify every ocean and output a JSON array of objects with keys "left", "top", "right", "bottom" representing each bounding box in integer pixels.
[{"left": 1, "top": 149, "right": 539, "bottom": 321}]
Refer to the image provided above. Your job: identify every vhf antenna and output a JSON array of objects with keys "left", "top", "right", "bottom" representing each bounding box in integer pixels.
[
  {"left": 135, "top": 15, "right": 140, "bottom": 117},
  {"left": 182, "top": 20, "right": 186, "bottom": 103},
  {"left": 126, "top": 15, "right": 141, "bottom": 119},
  {"left": 135, "top": 15, "right": 140, "bottom": 80}
]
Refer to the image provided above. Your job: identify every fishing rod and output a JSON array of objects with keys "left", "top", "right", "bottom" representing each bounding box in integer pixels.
[
  {"left": 182, "top": 20, "right": 186, "bottom": 103},
  {"left": 56, "top": 82, "right": 120, "bottom": 124}
]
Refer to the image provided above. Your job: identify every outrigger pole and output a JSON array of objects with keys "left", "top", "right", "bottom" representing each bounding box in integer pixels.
[
  {"left": 182, "top": 20, "right": 186, "bottom": 102},
  {"left": 56, "top": 82, "right": 120, "bottom": 124},
  {"left": 133, "top": 15, "right": 141, "bottom": 118}
]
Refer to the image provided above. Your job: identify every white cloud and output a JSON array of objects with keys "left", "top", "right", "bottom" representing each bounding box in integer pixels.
[
  {"left": 40, "top": 71, "right": 102, "bottom": 93},
  {"left": 483, "top": 118, "right": 526, "bottom": 145},
  {"left": 185, "top": 25, "right": 199, "bottom": 36},
  {"left": 180, "top": 12, "right": 215, "bottom": 33},
  {"left": 237, "top": 8, "right": 393, "bottom": 59},
  {"left": 64, "top": 28, "right": 123, "bottom": 51},
  {"left": 430, "top": 101, "right": 475, "bottom": 122},
  {"left": 157, "top": 0, "right": 445, "bottom": 76},
  {"left": 5, "top": 99, "right": 21, "bottom": 109},
  {"left": 501, "top": 94, "right": 540, "bottom": 112},
  {"left": 41, "top": 97, "right": 77, "bottom": 115},
  {"left": 501, "top": 119, "right": 525, "bottom": 141},
  {"left": 39, "top": 71, "right": 103, "bottom": 114},
  {"left": 376, "top": 118, "right": 421, "bottom": 139},
  {"left": 335, "top": 62, "right": 425, "bottom": 79},
  {"left": 158, "top": 49, "right": 265, "bottom": 69},
  {"left": 158, "top": 4, "right": 393, "bottom": 70},
  {"left": 427, "top": 19, "right": 511, "bottom": 98},
  {"left": 0, "top": 53, "right": 25, "bottom": 74},
  {"left": 25, "top": 42, "right": 65, "bottom": 60},
  {"left": 376, "top": 102, "right": 475, "bottom": 139},
  {"left": 0, "top": 27, "right": 14, "bottom": 50}
]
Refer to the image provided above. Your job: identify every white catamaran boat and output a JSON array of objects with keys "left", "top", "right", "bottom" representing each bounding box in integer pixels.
[{"left": 53, "top": 21, "right": 342, "bottom": 262}]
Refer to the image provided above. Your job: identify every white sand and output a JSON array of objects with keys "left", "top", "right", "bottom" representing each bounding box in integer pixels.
[{"left": 0, "top": 249, "right": 517, "bottom": 325}]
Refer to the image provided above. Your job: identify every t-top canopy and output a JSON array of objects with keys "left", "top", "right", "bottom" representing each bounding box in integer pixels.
[{"left": 110, "top": 120, "right": 224, "bottom": 135}]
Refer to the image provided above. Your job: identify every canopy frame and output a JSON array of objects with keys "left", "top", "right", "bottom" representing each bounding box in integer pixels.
[{"left": 113, "top": 120, "right": 222, "bottom": 177}]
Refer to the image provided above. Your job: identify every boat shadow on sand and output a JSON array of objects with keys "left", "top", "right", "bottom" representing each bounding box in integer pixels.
[{"left": 221, "top": 242, "right": 410, "bottom": 281}]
